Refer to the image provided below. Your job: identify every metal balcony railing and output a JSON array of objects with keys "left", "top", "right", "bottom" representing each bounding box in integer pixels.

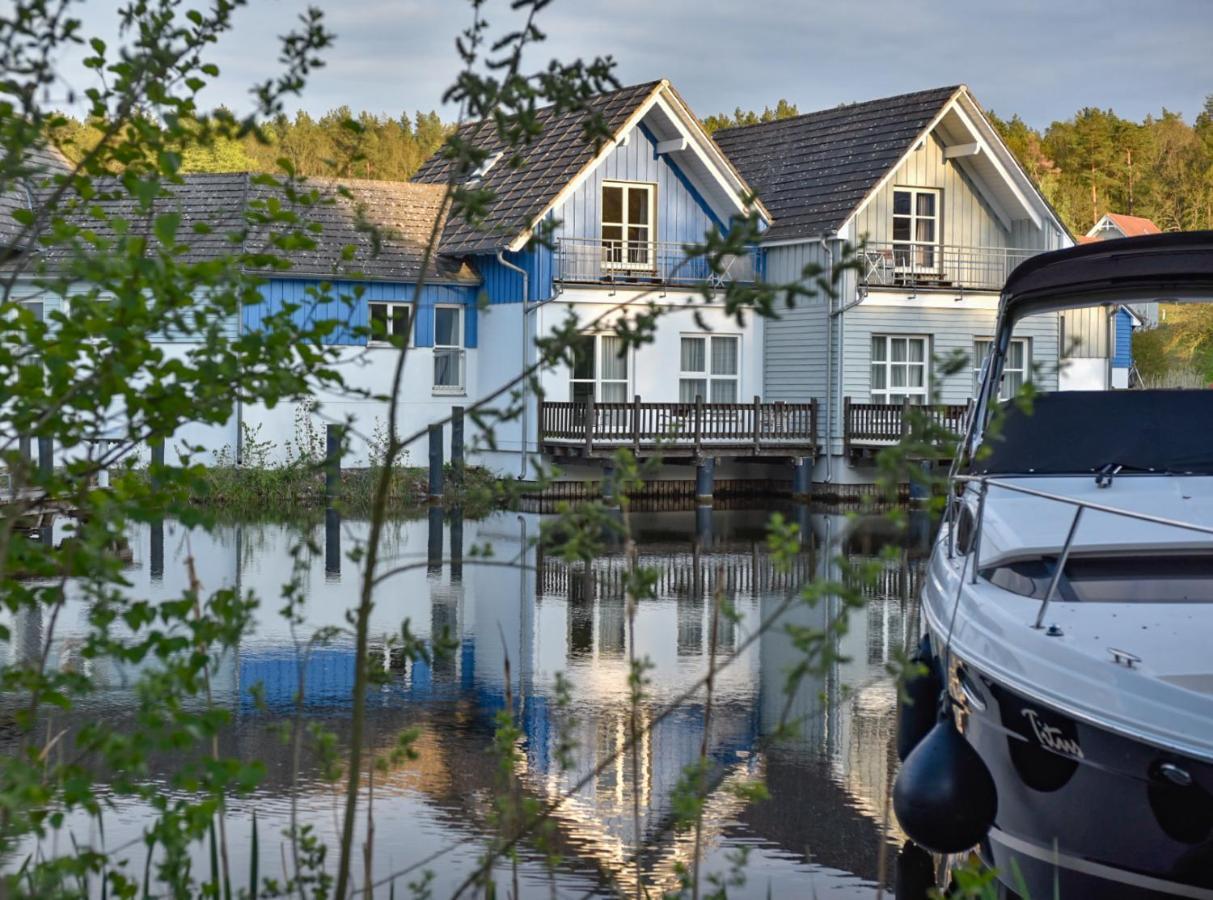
[
  {"left": 554, "top": 238, "right": 760, "bottom": 288},
  {"left": 859, "top": 241, "right": 1042, "bottom": 293}
]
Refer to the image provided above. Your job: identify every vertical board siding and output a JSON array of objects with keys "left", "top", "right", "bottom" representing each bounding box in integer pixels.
[
  {"left": 549, "top": 124, "right": 725, "bottom": 251},
  {"left": 474, "top": 242, "right": 554, "bottom": 304},
  {"left": 1060, "top": 307, "right": 1110, "bottom": 358},
  {"left": 244, "top": 279, "right": 479, "bottom": 348},
  {"left": 852, "top": 133, "right": 1033, "bottom": 251},
  {"left": 1113, "top": 307, "right": 1134, "bottom": 368}
]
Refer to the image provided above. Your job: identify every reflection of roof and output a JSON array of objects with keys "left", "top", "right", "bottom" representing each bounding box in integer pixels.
[
  {"left": 413, "top": 81, "right": 662, "bottom": 255},
  {"left": 714, "top": 86, "right": 960, "bottom": 243}
]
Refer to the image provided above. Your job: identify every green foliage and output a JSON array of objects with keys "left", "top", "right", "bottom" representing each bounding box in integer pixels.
[
  {"left": 701, "top": 99, "right": 800, "bottom": 134},
  {"left": 48, "top": 107, "right": 451, "bottom": 181},
  {"left": 988, "top": 97, "right": 1213, "bottom": 233}
]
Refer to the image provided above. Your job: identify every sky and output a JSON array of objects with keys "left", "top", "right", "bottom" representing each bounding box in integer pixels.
[{"left": 61, "top": 0, "right": 1212, "bottom": 129}]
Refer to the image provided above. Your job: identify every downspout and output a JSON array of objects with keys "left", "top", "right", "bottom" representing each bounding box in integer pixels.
[
  {"left": 820, "top": 236, "right": 835, "bottom": 483},
  {"left": 496, "top": 251, "right": 529, "bottom": 478},
  {"left": 824, "top": 234, "right": 865, "bottom": 481}
]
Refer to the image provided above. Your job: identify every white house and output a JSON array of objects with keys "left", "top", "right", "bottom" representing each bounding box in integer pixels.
[{"left": 714, "top": 85, "right": 1074, "bottom": 487}]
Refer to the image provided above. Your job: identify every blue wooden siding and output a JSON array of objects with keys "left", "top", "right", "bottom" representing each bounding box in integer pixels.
[
  {"left": 243, "top": 279, "right": 479, "bottom": 348},
  {"left": 473, "top": 238, "right": 555, "bottom": 305},
  {"left": 1113, "top": 306, "right": 1135, "bottom": 369},
  {"left": 549, "top": 123, "right": 726, "bottom": 249}
]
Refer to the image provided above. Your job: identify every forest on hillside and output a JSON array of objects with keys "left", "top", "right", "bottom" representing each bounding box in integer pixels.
[{"left": 49, "top": 97, "right": 1213, "bottom": 239}]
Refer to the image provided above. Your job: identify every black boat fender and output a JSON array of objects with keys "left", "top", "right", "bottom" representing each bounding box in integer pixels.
[
  {"left": 897, "top": 633, "right": 943, "bottom": 762},
  {"left": 893, "top": 704, "right": 999, "bottom": 854}
]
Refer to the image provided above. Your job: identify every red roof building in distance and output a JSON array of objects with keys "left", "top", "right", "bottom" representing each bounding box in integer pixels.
[{"left": 1086, "top": 212, "right": 1163, "bottom": 241}]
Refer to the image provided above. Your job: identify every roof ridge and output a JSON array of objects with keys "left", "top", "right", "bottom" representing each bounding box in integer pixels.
[{"left": 714, "top": 84, "right": 962, "bottom": 135}]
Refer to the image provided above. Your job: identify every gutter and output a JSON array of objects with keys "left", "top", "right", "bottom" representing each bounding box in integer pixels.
[{"left": 495, "top": 251, "right": 530, "bottom": 478}]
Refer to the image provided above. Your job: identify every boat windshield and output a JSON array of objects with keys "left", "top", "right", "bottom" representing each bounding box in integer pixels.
[
  {"left": 984, "top": 554, "right": 1213, "bottom": 603},
  {"left": 973, "top": 390, "right": 1213, "bottom": 476}
]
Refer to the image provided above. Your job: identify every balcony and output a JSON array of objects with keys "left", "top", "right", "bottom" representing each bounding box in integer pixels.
[
  {"left": 554, "top": 238, "right": 760, "bottom": 289},
  {"left": 859, "top": 241, "right": 1041, "bottom": 293},
  {"left": 539, "top": 396, "right": 817, "bottom": 459},
  {"left": 842, "top": 398, "right": 971, "bottom": 458}
]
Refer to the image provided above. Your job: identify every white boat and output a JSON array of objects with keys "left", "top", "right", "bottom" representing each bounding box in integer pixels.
[{"left": 896, "top": 232, "right": 1213, "bottom": 899}]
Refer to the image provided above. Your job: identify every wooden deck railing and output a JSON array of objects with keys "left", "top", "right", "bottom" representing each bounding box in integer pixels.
[
  {"left": 843, "top": 398, "right": 970, "bottom": 456},
  {"left": 539, "top": 396, "right": 817, "bottom": 457}
]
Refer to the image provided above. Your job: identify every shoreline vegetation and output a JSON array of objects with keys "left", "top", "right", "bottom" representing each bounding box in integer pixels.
[{"left": 156, "top": 463, "right": 504, "bottom": 516}]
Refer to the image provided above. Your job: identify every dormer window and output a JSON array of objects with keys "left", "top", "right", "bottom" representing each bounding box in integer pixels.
[
  {"left": 601, "top": 182, "right": 654, "bottom": 270},
  {"left": 892, "top": 187, "right": 939, "bottom": 273},
  {"left": 468, "top": 151, "right": 503, "bottom": 185}
]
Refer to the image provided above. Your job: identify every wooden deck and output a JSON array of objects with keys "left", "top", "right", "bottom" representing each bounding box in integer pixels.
[
  {"left": 843, "top": 398, "right": 970, "bottom": 458},
  {"left": 539, "top": 397, "right": 818, "bottom": 460}
]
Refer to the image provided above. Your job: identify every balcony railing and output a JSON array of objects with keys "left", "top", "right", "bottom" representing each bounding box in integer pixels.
[
  {"left": 859, "top": 241, "right": 1041, "bottom": 293},
  {"left": 539, "top": 396, "right": 817, "bottom": 458},
  {"left": 554, "top": 238, "right": 760, "bottom": 289},
  {"left": 843, "top": 398, "right": 971, "bottom": 456}
]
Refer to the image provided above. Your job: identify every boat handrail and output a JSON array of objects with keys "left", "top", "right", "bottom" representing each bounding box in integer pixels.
[{"left": 949, "top": 474, "right": 1213, "bottom": 630}]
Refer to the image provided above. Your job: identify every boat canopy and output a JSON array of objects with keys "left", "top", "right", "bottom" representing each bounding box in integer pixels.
[
  {"left": 1000, "top": 231, "right": 1213, "bottom": 323},
  {"left": 974, "top": 390, "right": 1213, "bottom": 475}
]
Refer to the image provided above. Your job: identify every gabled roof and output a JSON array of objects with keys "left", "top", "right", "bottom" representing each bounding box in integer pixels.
[
  {"left": 713, "top": 86, "right": 961, "bottom": 243},
  {"left": 11, "top": 173, "right": 476, "bottom": 283},
  {"left": 413, "top": 80, "right": 767, "bottom": 256},
  {"left": 1, "top": 140, "right": 73, "bottom": 249},
  {"left": 413, "top": 82, "right": 662, "bottom": 256},
  {"left": 1093, "top": 212, "right": 1162, "bottom": 238}
]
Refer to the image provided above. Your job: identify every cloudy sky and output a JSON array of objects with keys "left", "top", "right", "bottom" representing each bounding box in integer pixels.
[{"left": 65, "top": 0, "right": 1211, "bottom": 128}]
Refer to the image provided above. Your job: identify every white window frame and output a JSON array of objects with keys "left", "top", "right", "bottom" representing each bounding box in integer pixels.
[
  {"left": 601, "top": 180, "right": 656, "bottom": 272},
  {"left": 974, "top": 337, "right": 1030, "bottom": 401},
  {"left": 367, "top": 301, "right": 412, "bottom": 348},
  {"left": 891, "top": 186, "right": 941, "bottom": 275},
  {"left": 569, "top": 333, "right": 630, "bottom": 403},
  {"left": 432, "top": 304, "right": 465, "bottom": 394},
  {"left": 870, "top": 335, "right": 929, "bottom": 404},
  {"left": 679, "top": 334, "right": 741, "bottom": 403}
]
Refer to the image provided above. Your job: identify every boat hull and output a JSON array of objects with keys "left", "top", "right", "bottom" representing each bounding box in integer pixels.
[{"left": 926, "top": 634, "right": 1213, "bottom": 899}]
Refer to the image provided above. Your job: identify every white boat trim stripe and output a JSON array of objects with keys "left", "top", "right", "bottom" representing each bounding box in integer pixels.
[{"left": 989, "top": 827, "right": 1213, "bottom": 899}]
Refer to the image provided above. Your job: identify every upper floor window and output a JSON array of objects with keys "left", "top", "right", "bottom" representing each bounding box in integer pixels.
[
  {"left": 368, "top": 301, "right": 411, "bottom": 347},
  {"left": 871, "top": 335, "right": 928, "bottom": 404},
  {"left": 892, "top": 188, "right": 939, "bottom": 273},
  {"left": 680, "top": 335, "right": 739, "bottom": 402},
  {"left": 433, "top": 305, "right": 464, "bottom": 393},
  {"left": 601, "top": 182, "right": 654, "bottom": 270},
  {"left": 974, "top": 338, "right": 1029, "bottom": 401},
  {"left": 570, "top": 334, "right": 629, "bottom": 403}
]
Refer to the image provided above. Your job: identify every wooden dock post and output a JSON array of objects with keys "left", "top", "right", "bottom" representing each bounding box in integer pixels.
[
  {"left": 150, "top": 519, "right": 164, "bottom": 581},
  {"left": 695, "top": 457, "right": 715, "bottom": 505},
  {"left": 325, "top": 506, "right": 341, "bottom": 577},
  {"left": 792, "top": 457, "right": 811, "bottom": 498},
  {"left": 450, "top": 506, "right": 463, "bottom": 583},
  {"left": 583, "top": 394, "right": 595, "bottom": 457},
  {"left": 451, "top": 406, "right": 465, "bottom": 486},
  {"left": 427, "top": 505, "right": 444, "bottom": 575},
  {"left": 428, "top": 424, "right": 444, "bottom": 501},
  {"left": 325, "top": 424, "right": 343, "bottom": 502},
  {"left": 601, "top": 461, "right": 616, "bottom": 505}
]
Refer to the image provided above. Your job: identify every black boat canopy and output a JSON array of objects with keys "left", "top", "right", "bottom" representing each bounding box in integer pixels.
[
  {"left": 974, "top": 390, "right": 1213, "bottom": 475},
  {"left": 1001, "top": 231, "right": 1213, "bottom": 323}
]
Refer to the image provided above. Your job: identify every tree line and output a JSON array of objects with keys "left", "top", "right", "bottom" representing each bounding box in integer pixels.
[
  {"left": 48, "top": 107, "right": 450, "bottom": 181},
  {"left": 47, "top": 96, "right": 1213, "bottom": 240}
]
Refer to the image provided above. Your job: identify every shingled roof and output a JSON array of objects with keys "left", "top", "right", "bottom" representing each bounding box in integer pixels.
[
  {"left": 713, "top": 86, "right": 961, "bottom": 243},
  {"left": 413, "top": 81, "right": 663, "bottom": 255},
  {"left": 0, "top": 140, "right": 72, "bottom": 250},
  {"left": 12, "top": 173, "right": 475, "bottom": 283}
]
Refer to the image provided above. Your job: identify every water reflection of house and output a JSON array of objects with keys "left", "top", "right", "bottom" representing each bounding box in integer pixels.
[{"left": 15, "top": 507, "right": 931, "bottom": 893}]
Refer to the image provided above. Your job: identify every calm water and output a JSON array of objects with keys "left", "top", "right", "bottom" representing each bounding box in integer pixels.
[{"left": 2, "top": 505, "right": 932, "bottom": 898}]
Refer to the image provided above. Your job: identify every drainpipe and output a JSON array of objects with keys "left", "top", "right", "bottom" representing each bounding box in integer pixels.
[
  {"left": 496, "top": 251, "right": 530, "bottom": 478},
  {"left": 827, "top": 237, "right": 866, "bottom": 481},
  {"left": 820, "top": 236, "right": 835, "bottom": 484}
]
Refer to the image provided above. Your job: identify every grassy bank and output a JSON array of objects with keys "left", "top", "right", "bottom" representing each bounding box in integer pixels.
[{"left": 165, "top": 463, "right": 504, "bottom": 516}]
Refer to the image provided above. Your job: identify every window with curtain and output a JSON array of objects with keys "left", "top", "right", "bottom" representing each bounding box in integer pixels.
[
  {"left": 433, "top": 305, "right": 464, "bottom": 392},
  {"left": 871, "top": 335, "right": 928, "bottom": 403},
  {"left": 680, "top": 335, "right": 739, "bottom": 402},
  {"left": 568, "top": 334, "right": 629, "bottom": 402},
  {"left": 892, "top": 188, "right": 940, "bottom": 272},
  {"left": 974, "top": 338, "right": 1029, "bottom": 400},
  {"left": 601, "top": 182, "right": 654, "bottom": 269}
]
